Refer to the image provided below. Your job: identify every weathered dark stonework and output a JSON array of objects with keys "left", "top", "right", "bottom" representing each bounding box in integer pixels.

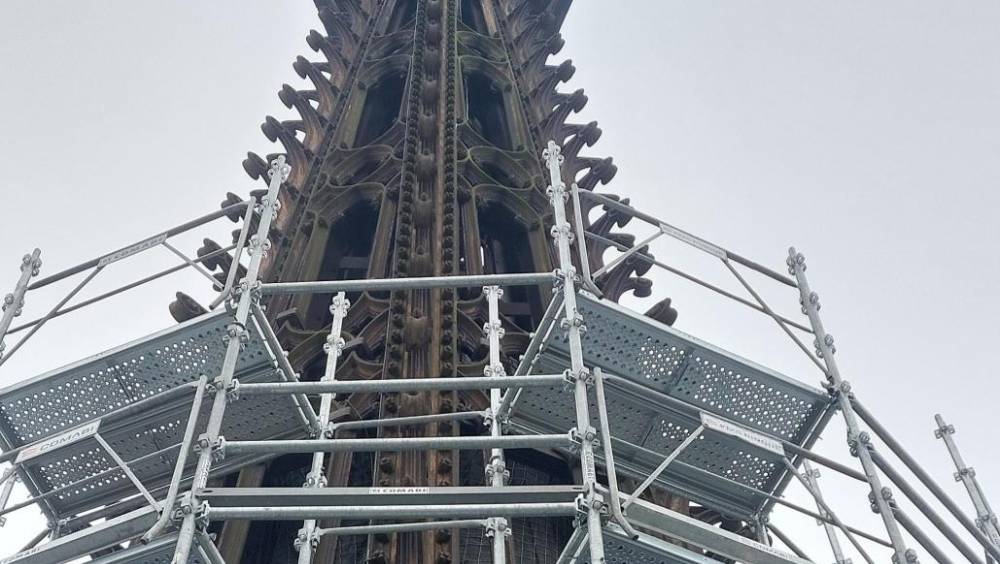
[{"left": 173, "top": 1, "right": 688, "bottom": 562}]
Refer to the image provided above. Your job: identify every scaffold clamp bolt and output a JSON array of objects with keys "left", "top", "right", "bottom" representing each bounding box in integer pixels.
[
  {"left": 786, "top": 248, "right": 806, "bottom": 274},
  {"left": 933, "top": 422, "right": 955, "bottom": 439},
  {"left": 303, "top": 470, "right": 327, "bottom": 488},
  {"left": 223, "top": 322, "right": 249, "bottom": 349},
  {"left": 485, "top": 457, "right": 510, "bottom": 484},
  {"left": 323, "top": 336, "right": 346, "bottom": 357},
  {"left": 268, "top": 157, "right": 291, "bottom": 181},
  {"left": 483, "top": 285, "right": 504, "bottom": 299},
  {"left": 194, "top": 434, "right": 226, "bottom": 461},
  {"left": 564, "top": 367, "right": 593, "bottom": 385},
  {"left": 484, "top": 517, "right": 511, "bottom": 538},
  {"left": 329, "top": 294, "right": 351, "bottom": 316},
  {"left": 881, "top": 486, "right": 895, "bottom": 502},
  {"left": 226, "top": 378, "right": 240, "bottom": 402},
  {"left": 955, "top": 466, "right": 976, "bottom": 481},
  {"left": 482, "top": 320, "right": 505, "bottom": 339}
]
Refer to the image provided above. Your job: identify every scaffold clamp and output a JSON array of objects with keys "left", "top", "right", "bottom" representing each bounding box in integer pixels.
[
  {"left": 223, "top": 321, "right": 250, "bottom": 350},
  {"left": 303, "top": 470, "right": 327, "bottom": 488},
  {"left": 933, "top": 421, "right": 955, "bottom": 438},
  {"left": 323, "top": 336, "right": 346, "bottom": 357},
  {"left": 226, "top": 378, "right": 241, "bottom": 402},
  {"left": 485, "top": 456, "right": 509, "bottom": 484},
  {"left": 294, "top": 526, "right": 320, "bottom": 553},
  {"left": 569, "top": 426, "right": 598, "bottom": 453},
  {"left": 484, "top": 517, "right": 511, "bottom": 539},
  {"left": 483, "top": 363, "right": 506, "bottom": 379},
  {"left": 194, "top": 434, "right": 226, "bottom": 462},
  {"left": 786, "top": 248, "right": 806, "bottom": 274},
  {"left": 563, "top": 367, "right": 593, "bottom": 385}
]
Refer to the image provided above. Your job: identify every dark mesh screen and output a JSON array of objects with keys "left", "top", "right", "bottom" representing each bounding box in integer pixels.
[
  {"left": 335, "top": 430, "right": 375, "bottom": 563},
  {"left": 508, "top": 450, "right": 574, "bottom": 564}
]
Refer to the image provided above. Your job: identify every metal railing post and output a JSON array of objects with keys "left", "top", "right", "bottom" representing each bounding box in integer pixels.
[
  {"left": 171, "top": 156, "right": 289, "bottom": 564},
  {"left": 484, "top": 285, "right": 511, "bottom": 563},
  {"left": 142, "top": 375, "right": 210, "bottom": 543},
  {"left": 801, "top": 460, "right": 851, "bottom": 564},
  {"left": 544, "top": 140, "right": 606, "bottom": 562},
  {"left": 0, "top": 249, "right": 41, "bottom": 359},
  {"left": 935, "top": 414, "right": 1000, "bottom": 556},
  {"left": 296, "top": 291, "right": 349, "bottom": 564},
  {"left": 787, "top": 247, "right": 915, "bottom": 563},
  {"left": 210, "top": 196, "right": 257, "bottom": 310}
]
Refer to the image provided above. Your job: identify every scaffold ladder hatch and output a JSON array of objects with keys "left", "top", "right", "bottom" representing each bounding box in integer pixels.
[{"left": 0, "top": 148, "right": 997, "bottom": 564}]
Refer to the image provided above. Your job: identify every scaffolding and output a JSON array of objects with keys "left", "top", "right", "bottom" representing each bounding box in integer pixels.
[{"left": 0, "top": 147, "right": 997, "bottom": 564}]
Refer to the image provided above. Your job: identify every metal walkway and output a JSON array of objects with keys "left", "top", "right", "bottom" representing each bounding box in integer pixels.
[
  {"left": 513, "top": 291, "right": 831, "bottom": 518},
  {"left": 0, "top": 307, "right": 314, "bottom": 522},
  {"left": 1, "top": 149, "right": 996, "bottom": 564}
]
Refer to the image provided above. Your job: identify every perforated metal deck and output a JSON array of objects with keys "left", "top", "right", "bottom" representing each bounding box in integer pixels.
[
  {"left": 0, "top": 309, "right": 314, "bottom": 520},
  {"left": 565, "top": 497, "right": 810, "bottom": 564},
  {"left": 0, "top": 506, "right": 212, "bottom": 564},
  {"left": 88, "top": 533, "right": 215, "bottom": 564},
  {"left": 512, "top": 293, "right": 831, "bottom": 518},
  {"left": 576, "top": 525, "right": 722, "bottom": 564}
]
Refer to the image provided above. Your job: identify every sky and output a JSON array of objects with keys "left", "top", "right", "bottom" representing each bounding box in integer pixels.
[{"left": 1, "top": 1, "right": 999, "bottom": 562}]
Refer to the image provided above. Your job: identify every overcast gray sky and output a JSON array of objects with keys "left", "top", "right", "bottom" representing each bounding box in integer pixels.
[{"left": 1, "top": 2, "right": 998, "bottom": 561}]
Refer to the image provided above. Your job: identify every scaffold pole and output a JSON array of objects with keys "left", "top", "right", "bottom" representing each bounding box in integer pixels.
[
  {"left": 935, "top": 413, "right": 1000, "bottom": 559},
  {"left": 171, "top": 155, "right": 289, "bottom": 564},
  {"left": 801, "top": 460, "right": 850, "bottom": 563},
  {"left": 854, "top": 399, "right": 1000, "bottom": 561},
  {"left": 484, "top": 285, "right": 511, "bottom": 563},
  {"left": 0, "top": 249, "right": 41, "bottom": 360},
  {"left": 545, "top": 140, "right": 606, "bottom": 562},
  {"left": 787, "top": 247, "right": 915, "bottom": 563},
  {"left": 296, "top": 291, "right": 349, "bottom": 564}
]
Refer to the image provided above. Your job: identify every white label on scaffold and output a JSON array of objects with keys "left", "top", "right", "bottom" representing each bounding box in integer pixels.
[
  {"left": 368, "top": 487, "right": 430, "bottom": 495},
  {"left": 658, "top": 223, "right": 726, "bottom": 259},
  {"left": 0, "top": 546, "right": 40, "bottom": 563},
  {"left": 700, "top": 413, "right": 784, "bottom": 455},
  {"left": 16, "top": 420, "right": 101, "bottom": 464},
  {"left": 98, "top": 233, "right": 168, "bottom": 266},
  {"left": 729, "top": 531, "right": 801, "bottom": 560}
]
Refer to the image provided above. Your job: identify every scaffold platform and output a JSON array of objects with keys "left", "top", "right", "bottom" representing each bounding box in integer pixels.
[
  {"left": 513, "top": 292, "right": 831, "bottom": 518},
  {"left": 1, "top": 149, "right": 994, "bottom": 564},
  {"left": 559, "top": 496, "right": 810, "bottom": 564},
  {"left": 0, "top": 504, "right": 217, "bottom": 564},
  {"left": 88, "top": 533, "right": 219, "bottom": 564},
  {"left": 0, "top": 307, "right": 314, "bottom": 521}
]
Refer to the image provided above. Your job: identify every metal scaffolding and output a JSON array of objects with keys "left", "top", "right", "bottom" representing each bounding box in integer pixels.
[{"left": 0, "top": 144, "right": 997, "bottom": 564}]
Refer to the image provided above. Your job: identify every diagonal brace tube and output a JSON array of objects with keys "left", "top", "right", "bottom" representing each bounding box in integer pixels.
[
  {"left": 623, "top": 425, "right": 703, "bottom": 509},
  {"left": 142, "top": 375, "right": 209, "bottom": 543},
  {"left": 784, "top": 458, "right": 875, "bottom": 564}
]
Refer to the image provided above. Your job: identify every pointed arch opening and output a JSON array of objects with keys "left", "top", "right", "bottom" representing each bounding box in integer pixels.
[
  {"left": 353, "top": 72, "right": 406, "bottom": 147},
  {"left": 460, "top": 0, "right": 489, "bottom": 34},
  {"left": 477, "top": 202, "right": 542, "bottom": 331},
  {"left": 306, "top": 200, "right": 380, "bottom": 328},
  {"left": 386, "top": 0, "right": 417, "bottom": 33},
  {"left": 464, "top": 72, "right": 513, "bottom": 150}
]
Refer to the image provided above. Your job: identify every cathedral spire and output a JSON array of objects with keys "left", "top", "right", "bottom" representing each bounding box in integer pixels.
[{"left": 215, "top": 2, "right": 672, "bottom": 562}]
